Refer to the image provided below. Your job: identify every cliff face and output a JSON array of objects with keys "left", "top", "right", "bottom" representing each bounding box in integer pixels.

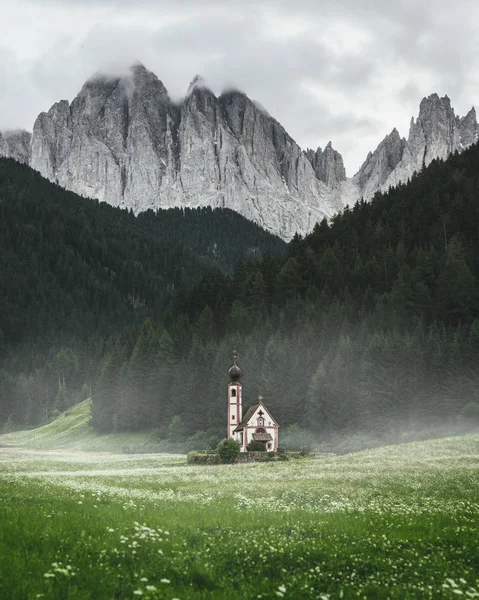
[
  {"left": 28, "top": 65, "right": 343, "bottom": 240},
  {"left": 306, "top": 142, "right": 346, "bottom": 188},
  {"left": 4, "top": 65, "right": 479, "bottom": 239},
  {"left": 30, "top": 66, "right": 179, "bottom": 212}
]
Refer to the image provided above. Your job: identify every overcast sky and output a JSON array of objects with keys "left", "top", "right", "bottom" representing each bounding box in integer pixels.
[{"left": 2, "top": 0, "right": 478, "bottom": 174}]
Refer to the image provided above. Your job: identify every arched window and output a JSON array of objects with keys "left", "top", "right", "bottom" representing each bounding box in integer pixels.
[
  {"left": 256, "top": 427, "right": 266, "bottom": 434},
  {"left": 231, "top": 389, "right": 236, "bottom": 397},
  {"left": 257, "top": 417, "right": 264, "bottom": 426}
]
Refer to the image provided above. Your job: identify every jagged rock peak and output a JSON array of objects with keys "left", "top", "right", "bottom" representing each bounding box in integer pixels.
[
  {"left": 28, "top": 63, "right": 348, "bottom": 240},
  {"left": 24, "top": 66, "right": 479, "bottom": 239},
  {"left": 85, "top": 61, "right": 148, "bottom": 82},
  {"left": 355, "top": 93, "right": 479, "bottom": 201},
  {"left": 79, "top": 62, "right": 169, "bottom": 103},
  {"left": 457, "top": 106, "right": 478, "bottom": 148},
  {"left": 354, "top": 128, "right": 406, "bottom": 195},
  {"left": 419, "top": 93, "right": 451, "bottom": 112},
  {"left": 187, "top": 74, "right": 211, "bottom": 96},
  {"left": 305, "top": 141, "right": 346, "bottom": 187},
  {"left": 409, "top": 93, "right": 460, "bottom": 167}
]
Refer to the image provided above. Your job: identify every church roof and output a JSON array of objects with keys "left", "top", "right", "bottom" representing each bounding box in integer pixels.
[
  {"left": 234, "top": 403, "right": 260, "bottom": 432},
  {"left": 228, "top": 351, "right": 242, "bottom": 382},
  {"left": 252, "top": 432, "right": 273, "bottom": 442},
  {"left": 233, "top": 399, "right": 279, "bottom": 432}
]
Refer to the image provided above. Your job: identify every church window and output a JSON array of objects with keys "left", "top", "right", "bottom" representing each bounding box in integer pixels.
[
  {"left": 232, "top": 415, "right": 235, "bottom": 420},
  {"left": 231, "top": 389, "right": 236, "bottom": 397},
  {"left": 257, "top": 416, "right": 264, "bottom": 426}
]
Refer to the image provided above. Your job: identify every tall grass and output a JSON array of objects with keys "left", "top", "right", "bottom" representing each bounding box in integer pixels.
[{"left": 0, "top": 434, "right": 478, "bottom": 598}]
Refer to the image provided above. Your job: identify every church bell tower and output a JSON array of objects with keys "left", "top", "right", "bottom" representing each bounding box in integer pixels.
[{"left": 227, "top": 351, "right": 242, "bottom": 440}]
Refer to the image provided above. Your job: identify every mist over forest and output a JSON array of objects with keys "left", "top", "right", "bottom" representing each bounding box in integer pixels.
[{"left": 1, "top": 141, "right": 479, "bottom": 452}]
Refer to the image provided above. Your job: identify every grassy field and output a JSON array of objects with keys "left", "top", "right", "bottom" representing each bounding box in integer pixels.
[
  {"left": 0, "top": 432, "right": 478, "bottom": 599},
  {"left": 0, "top": 401, "right": 150, "bottom": 452}
]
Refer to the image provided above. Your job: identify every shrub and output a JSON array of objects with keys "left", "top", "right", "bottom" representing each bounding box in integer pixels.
[
  {"left": 246, "top": 441, "right": 266, "bottom": 452},
  {"left": 217, "top": 439, "right": 241, "bottom": 463}
]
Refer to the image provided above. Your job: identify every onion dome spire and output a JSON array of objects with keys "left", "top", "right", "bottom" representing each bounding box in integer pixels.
[{"left": 228, "top": 351, "right": 242, "bottom": 382}]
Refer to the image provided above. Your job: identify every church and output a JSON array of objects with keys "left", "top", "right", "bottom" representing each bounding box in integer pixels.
[{"left": 227, "top": 353, "right": 279, "bottom": 452}]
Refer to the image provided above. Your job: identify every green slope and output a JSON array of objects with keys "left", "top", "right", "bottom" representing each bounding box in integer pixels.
[{"left": 0, "top": 401, "right": 150, "bottom": 452}]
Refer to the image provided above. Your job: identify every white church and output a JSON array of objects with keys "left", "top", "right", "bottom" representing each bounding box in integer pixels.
[{"left": 227, "top": 352, "right": 279, "bottom": 452}]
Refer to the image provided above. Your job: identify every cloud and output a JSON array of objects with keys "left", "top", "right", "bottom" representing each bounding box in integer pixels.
[{"left": 1, "top": 0, "right": 478, "bottom": 175}]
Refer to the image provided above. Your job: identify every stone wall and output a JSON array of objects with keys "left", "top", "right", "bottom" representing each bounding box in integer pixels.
[{"left": 187, "top": 451, "right": 286, "bottom": 465}]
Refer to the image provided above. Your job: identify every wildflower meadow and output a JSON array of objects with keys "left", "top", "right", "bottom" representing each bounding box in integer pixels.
[{"left": 0, "top": 434, "right": 478, "bottom": 599}]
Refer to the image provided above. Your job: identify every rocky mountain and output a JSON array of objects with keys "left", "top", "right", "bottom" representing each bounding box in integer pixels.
[
  {"left": 2, "top": 64, "right": 478, "bottom": 240},
  {"left": 27, "top": 64, "right": 345, "bottom": 240},
  {"left": 354, "top": 94, "right": 479, "bottom": 200}
]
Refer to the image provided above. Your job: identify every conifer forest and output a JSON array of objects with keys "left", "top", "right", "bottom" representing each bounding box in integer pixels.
[{"left": 1, "top": 141, "right": 479, "bottom": 450}]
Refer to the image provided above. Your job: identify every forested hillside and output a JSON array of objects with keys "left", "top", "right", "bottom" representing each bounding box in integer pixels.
[
  {"left": 90, "top": 144, "right": 479, "bottom": 448},
  {"left": 0, "top": 158, "right": 284, "bottom": 429},
  {"left": 2, "top": 143, "right": 479, "bottom": 449}
]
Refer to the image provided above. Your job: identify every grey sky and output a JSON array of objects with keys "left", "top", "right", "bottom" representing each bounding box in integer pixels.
[{"left": 2, "top": 0, "right": 478, "bottom": 175}]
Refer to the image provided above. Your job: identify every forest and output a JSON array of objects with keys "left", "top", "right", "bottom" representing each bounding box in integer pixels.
[
  {"left": 1, "top": 144, "right": 479, "bottom": 451},
  {"left": 0, "top": 158, "right": 284, "bottom": 433}
]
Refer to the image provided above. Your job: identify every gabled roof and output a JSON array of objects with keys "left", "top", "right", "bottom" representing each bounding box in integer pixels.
[
  {"left": 233, "top": 400, "right": 279, "bottom": 432},
  {"left": 234, "top": 403, "right": 260, "bottom": 432}
]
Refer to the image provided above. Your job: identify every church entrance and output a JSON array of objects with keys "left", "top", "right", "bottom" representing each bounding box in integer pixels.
[{"left": 252, "top": 427, "right": 273, "bottom": 450}]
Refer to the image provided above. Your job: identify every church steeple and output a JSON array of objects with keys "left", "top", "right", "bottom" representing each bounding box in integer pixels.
[
  {"left": 228, "top": 351, "right": 242, "bottom": 382},
  {"left": 227, "top": 351, "right": 243, "bottom": 441}
]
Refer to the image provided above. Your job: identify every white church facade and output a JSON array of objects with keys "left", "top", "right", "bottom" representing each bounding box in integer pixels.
[{"left": 227, "top": 353, "right": 279, "bottom": 452}]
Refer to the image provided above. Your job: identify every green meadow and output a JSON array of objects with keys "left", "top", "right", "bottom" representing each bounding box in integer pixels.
[
  {"left": 0, "top": 401, "right": 150, "bottom": 453},
  {"left": 0, "top": 424, "right": 478, "bottom": 599}
]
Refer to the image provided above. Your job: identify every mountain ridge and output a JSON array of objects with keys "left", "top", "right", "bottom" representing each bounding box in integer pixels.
[{"left": 1, "top": 64, "right": 478, "bottom": 239}]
